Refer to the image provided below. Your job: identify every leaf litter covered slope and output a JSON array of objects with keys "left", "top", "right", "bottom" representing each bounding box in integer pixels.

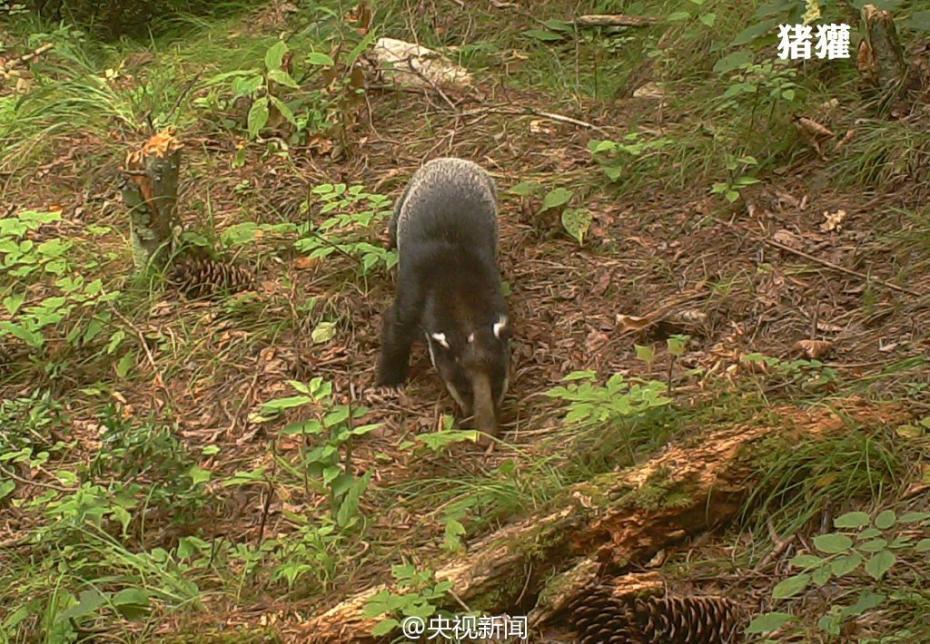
[{"left": 2, "top": 0, "right": 930, "bottom": 640}]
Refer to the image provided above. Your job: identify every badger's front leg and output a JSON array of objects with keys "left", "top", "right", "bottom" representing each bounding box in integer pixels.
[
  {"left": 376, "top": 303, "right": 416, "bottom": 387},
  {"left": 377, "top": 267, "right": 423, "bottom": 387}
]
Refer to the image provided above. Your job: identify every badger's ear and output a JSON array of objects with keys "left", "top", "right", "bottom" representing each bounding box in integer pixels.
[{"left": 493, "top": 315, "right": 510, "bottom": 341}]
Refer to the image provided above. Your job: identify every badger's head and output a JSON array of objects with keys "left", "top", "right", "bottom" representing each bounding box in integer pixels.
[{"left": 424, "top": 312, "right": 511, "bottom": 440}]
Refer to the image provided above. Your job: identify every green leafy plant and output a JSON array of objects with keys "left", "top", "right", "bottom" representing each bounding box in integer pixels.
[
  {"left": 403, "top": 415, "right": 480, "bottom": 453},
  {"left": 716, "top": 61, "right": 800, "bottom": 120},
  {"left": 666, "top": 0, "right": 718, "bottom": 28},
  {"left": 85, "top": 405, "right": 211, "bottom": 518},
  {"left": 298, "top": 183, "right": 397, "bottom": 274},
  {"left": 747, "top": 509, "right": 930, "bottom": 637},
  {"left": 201, "top": 30, "right": 374, "bottom": 145},
  {"left": 635, "top": 344, "right": 656, "bottom": 370},
  {"left": 259, "top": 378, "right": 380, "bottom": 526},
  {"left": 741, "top": 352, "right": 840, "bottom": 391},
  {"left": 561, "top": 208, "right": 592, "bottom": 245},
  {"left": 588, "top": 132, "right": 673, "bottom": 183},
  {"left": 363, "top": 563, "right": 454, "bottom": 637},
  {"left": 0, "top": 209, "right": 122, "bottom": 352},
  {"left": 270, "top": 515, "right": 345, "bottom": 591},
  {"left": 710, "top": 154, "right": 760, "bottom": 203},
  {"left": 544, "top": 371, "right": 671, "bottom": 426}
]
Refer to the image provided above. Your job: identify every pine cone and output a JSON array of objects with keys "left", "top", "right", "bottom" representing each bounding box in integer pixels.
[
  {"left": 169, "top": 256, "right": 254, "bottom": 298},
  {"left": 569, "top": 585, "right": 742, "bottom": 644},
  {"left": 635, "top": 595, "right": 742, "bottom": 643},
  {"left": 568, "top": 583, "right": 644, "bottom": 644}
]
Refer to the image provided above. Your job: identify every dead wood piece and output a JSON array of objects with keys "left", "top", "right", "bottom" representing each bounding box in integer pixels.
[
  {"left": 365, "top": 37, "right": 473, "bottom": 92},
  {"left": 576, "top": 14, "right": 659, "bottom": 28},
  {"left": 299, "top": 400, "right": 902, "bottom": 642}
]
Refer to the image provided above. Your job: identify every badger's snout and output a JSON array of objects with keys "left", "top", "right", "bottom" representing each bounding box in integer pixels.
[{"left": 438, "top": 348, "right": 508, "bottom": 443}]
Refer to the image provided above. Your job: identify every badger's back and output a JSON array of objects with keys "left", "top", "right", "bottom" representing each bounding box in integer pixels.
[{"left": 394, "top": 158, "right": 498, "bottom": 257}]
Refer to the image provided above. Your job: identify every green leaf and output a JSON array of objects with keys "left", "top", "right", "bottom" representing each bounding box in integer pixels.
[
  {"left": 634, "top": 344, "right": 655, "bottom": 364},
  {"left": 561, "top": 208, "right": 592, "bottom": 245},
  {"left": 267, "top": 69, "right": 299, "bottom": 89},
  {"left": 731, "top": 18, "right": 781, "bottom": 46},
  {"left": 859, "top": 527, "right": 881, "bottom": 539},
  {"left": 269, "top": 95, "right": 298, "bottom": 126},
  {"left": 232, "top": 74, "right": 263, "bottom": 98},
  {"left": 830, "top": 553, "right": 863, "bottom": 577},
  {"left": 834, "top": 511, "right": 870, "bottom": 529},
  {"left": 915, "top": 538, "right": 930, "bottom": 552},
  {"left": 112, "top": 587, "right": 148, "bottom": 607},
  {"left": 264, "top": 40, "right": 288, "bottom": 72},
  {"left": 699, "top": 12, "right": 716, "bottom": 26},
  {"left": 544, "top": 18, "right": 573, "bottom": 32},
  {"left": 789, "top": 554, "right": 824, "bottom": 569},
  {"left": 772, "top": 573, "right": 810, "bottom": 599},
  {"left": 813, "top": 533, "right": 853, "bottom": 554},
  {"left": 667, "top": 10, "right": 691, "bottom": 21},
  {"left": 745, "top": 611, "right": 794, "bottom": 634},
  {"left": 0, "top": 479, "right": 14, "bottom": 500},
  {"left": 307, "top": 51, "right": 335, "bottom": 66},
  {"left": 818, "top": 612, "right": 842, "bottom": 636},
  {"left": 3, "top": 293, "right": 25, "bottom": 316},
  {"left": 899, "top": 511, "right": 930, "bottom": 524},
  {"left": 187, "top": 465, "right": 212, "bottom": 485},
  {"left": 116, "top": 351, "right": 135, "bottom": 379},
  {"left": 541, "top": 187, "right": 573, "bottom": 211},
  {"left": 260, "top": 395, "right": 312, "bottom": 414},
  {"left": 415, "top": 430, "right": 479, "bottom": 451},
  {"left": 903, "top": 10, "right": 930, "bottom": 32},
  {"left": 859, "top": 538, "right": 887, "bottom": 552},
  {"left": 508, "top": 180, "right": 542, "bottom": 197},
  {"left": 57, "top": 589, "right": 107, "bottom": 621},
  {"left": 812, "top": 564, "right": 832, "bottom": 586},
  {"left": 346, "top": 29, "right": 379, "bottom": 66},
  {"left": 874, "top": 509, "right": 896, "bottom": 529},
  {"left": 713, "top": 50, "right": 753, "bottom": 74},
  {"left": 371, "top": 619, "right": 399, "bottom": 637},
  {"left": 248, "top": 97, "right": 270, "bottom": 138},
  {"left": 523, "top": 29, "right": 564, "bottom": 42},
  {"left": 311, "top": 320, "right": 337, "bottom": 344},
  {"left": 840, "top": 590, "right": 885, "bottom": 618},
  {"left": 865, "top": 550, "right": 895, "bottom": 580},
  {"left": 336, "top": 471, "right": 372, "bottom": 527}
]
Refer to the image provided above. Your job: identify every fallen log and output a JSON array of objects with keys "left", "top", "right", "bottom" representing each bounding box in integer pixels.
[
  {"left": 299, "top": 399, "right": 901, "bottom": 642},
  {"left": 575, "top": 14, "right": 659, "bottom": 28}
]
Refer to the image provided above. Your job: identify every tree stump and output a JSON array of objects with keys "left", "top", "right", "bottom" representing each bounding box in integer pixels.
[
  {"left": 120, "top": 130, "right": 182, "bottom": 271},
  {"left": 856, "top": 4, "right": 909, "bottom": 110}
]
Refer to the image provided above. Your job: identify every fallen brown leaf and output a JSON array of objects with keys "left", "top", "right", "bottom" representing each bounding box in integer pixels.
[
  {"left": 794, "top": 339, "right": 833, "bottom": 359},
  {"left": 615, "top": 313, "right": 655, "bottom": 332},
  {"left": 820, "top": 209, "right": 847, "bottom": 233}
]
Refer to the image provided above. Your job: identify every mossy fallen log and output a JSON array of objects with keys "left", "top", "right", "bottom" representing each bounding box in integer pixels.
[{"left": 300, "top": 400, "right": 901, "bottom": 642}]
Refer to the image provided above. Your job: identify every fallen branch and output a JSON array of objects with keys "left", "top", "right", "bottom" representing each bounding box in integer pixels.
[
  {"left": 458, "top": 105, "right": 612, "bottom": 136},
  {"left": 715, "top": 217, "right": 922, "bottom": 297},
  {"left": 0, "top": 43, "right": 54, "bottom": 75},
  {"left": 298, "top": 400, "right": 900, "bottom": 642},
  {"left": 576, "top": 14, "right": 659, "bottom": 28}
]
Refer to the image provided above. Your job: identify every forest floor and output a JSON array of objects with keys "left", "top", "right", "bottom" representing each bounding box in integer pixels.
[{"left": 2, "top": 1, "right": 930, "bottom": 642}]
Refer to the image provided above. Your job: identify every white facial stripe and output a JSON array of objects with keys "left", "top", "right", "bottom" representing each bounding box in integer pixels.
[
  {"left": 430, "top": 332, "right": 449, "bottom": 349},
  {"left": 425, "top": 333, "right": 438, "bottom": 368},
  {"left": 493, "top": 315, "right": 508, "bottom": 339},
  {"left": 468, "top": 333, "right": 475, "bottom": 343}
]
